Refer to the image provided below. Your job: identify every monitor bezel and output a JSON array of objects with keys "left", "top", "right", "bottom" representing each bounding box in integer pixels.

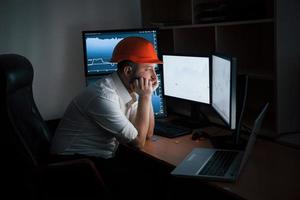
[
  {"left": 211, "top": 53, "right": 237, "bottom": 130},
  {"left": 82, "top": 28, "right": 160, "bottom": 77},
  {"left": 162, "top": 54, "right": 211, "bottom": 105}
]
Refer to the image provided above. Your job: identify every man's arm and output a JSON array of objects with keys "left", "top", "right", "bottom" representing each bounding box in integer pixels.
[
  {"left": 146, "top": 104, "right": 154, "bottom": 139},
  {"left": 132, "top": 95, "right": 151, "bottom": 148},
  {"left": 131, "top": 78, "right": 152, "bottom": 149},
  {"left": 146, "top": 77, "right": 159, "bottom": 139}
]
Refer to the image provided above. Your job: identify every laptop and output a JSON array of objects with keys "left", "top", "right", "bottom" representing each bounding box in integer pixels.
[{"left": 171, "top": 103, "right": 269, "bottom": 182}]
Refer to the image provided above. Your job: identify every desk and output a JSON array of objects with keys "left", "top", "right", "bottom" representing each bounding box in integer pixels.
[{"left": 135, "top": 127, "right": 300, "bottom": 200}]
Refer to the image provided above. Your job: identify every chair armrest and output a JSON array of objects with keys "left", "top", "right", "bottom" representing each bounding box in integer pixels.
[
  {"left": 47, "top": 158, "right": 105, "bottom": 186},
  {"left": 40, "top": 158, "right": 109, "bottom": 198}
]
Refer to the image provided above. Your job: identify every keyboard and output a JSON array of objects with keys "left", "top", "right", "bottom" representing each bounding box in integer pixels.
[
  {"left": 198, "top": 150, "right": 238, "bottom": 176},
  {"left": 154, "top": 121, "right": 192, "bottom": 138}
]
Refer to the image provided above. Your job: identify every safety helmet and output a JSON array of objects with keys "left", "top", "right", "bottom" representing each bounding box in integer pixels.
[{"left": 111, "top": 37, "right": 162, "bottom": 64}]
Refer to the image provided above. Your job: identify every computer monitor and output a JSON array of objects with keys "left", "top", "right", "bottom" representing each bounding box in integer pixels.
[
  {"left": 211, "top": 54, "right": 237, "bottom": 130},
  {"left": 162, "top": 55, "right": 210, "bottom": 104},
  {"left": 151, "top": 72, "right": 166, "bottom": 118},
  {"left": 82, "top": 28, "right": 159, "bottom": 75},
  {"left": 162, "top": 54, "right": 210, "bottom": 127},
  {"left": 82, "top": 28, "right": 166, "bottom": 118}
]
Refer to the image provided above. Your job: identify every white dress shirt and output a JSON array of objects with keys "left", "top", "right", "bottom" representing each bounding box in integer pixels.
[{"left": 50, "top": 72, "right": 138, "bottom": 159}]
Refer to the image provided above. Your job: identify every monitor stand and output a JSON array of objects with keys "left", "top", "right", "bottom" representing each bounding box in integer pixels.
[
  {"left": 170, "top": 103, "right": 210, "bottom": 129},
  {"left": 211, "top": 74, "right": 249, "bottom": 150}
]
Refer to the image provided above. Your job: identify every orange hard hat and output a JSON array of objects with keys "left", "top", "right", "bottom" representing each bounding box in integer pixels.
[{"left": 111, "top": 37, "right": 162, "bottom": 64}]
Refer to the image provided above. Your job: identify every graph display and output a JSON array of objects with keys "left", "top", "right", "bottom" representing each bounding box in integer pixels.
[
  {"left": 211, "top": 54, "right": 236, "bottom": 129},
  {"left": 83, "top": 30, "right": 158, "bottom": 75},
  {"left": 163, "top": 55, "right": 210, "bottom": 104},
  {"left": 152, "top": 73, "right": 165, "bottom": 116},
  {"left": 212, "top": 56, "right": 231, "bottom": 123}
]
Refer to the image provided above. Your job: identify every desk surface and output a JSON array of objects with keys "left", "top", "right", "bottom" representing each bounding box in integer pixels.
[{"left": 138, "top": 127, "right": 300, "bottom": 200}]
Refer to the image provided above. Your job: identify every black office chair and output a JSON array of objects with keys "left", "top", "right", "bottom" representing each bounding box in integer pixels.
[{"left": 0, "top": 54, "right": 108, "bottom": 199}]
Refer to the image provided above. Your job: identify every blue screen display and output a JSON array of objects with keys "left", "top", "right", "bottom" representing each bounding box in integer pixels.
[
  {"left": 152, "top": 73, "right": 165, "bottom": 117},
  {"left": 82, "top": 28, "right": 164, "bottom": 117},
  {"left": 83, "top": 29, "right": 158, "bottom": 75}
]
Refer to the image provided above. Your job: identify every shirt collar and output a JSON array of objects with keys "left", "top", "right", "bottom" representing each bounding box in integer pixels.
[{"left": 111, "top": 72, "right": 134, "bottom": 106}]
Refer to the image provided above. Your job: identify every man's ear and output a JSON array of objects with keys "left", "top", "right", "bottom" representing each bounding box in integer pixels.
[{"left": 123, "top": 65, "right": 133, "bottom": 77}]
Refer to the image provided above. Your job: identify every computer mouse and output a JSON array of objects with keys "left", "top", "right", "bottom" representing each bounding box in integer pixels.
[{"left": 191, "top": 129, "right": 207, "bottom": 140}]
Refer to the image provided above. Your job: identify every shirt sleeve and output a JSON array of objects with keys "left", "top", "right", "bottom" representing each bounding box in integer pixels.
[{"left": 84, "top": 94, "right": 138, "bottom": 144}]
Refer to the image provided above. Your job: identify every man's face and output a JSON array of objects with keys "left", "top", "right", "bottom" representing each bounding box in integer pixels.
[{"left": 131, "top": 63, "right": 157, "bottom": 86}]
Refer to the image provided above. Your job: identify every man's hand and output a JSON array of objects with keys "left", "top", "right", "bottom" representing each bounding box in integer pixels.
[
  {"left": 130, "top": 77, "right": 153, "bottom": 97},
  {"left": 152, "top": 79, "right": 159, "bottom": 91}
]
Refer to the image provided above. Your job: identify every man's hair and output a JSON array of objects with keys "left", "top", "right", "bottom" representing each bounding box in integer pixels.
[{"left": 117, "top": 60, "right": 137, "bottom": 72}]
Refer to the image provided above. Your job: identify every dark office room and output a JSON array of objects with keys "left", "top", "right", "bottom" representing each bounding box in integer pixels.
[{"left": 1, "top": 0, "right": 299, "bottom": 199}]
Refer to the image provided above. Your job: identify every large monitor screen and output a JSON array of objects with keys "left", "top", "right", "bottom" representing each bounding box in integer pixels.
[
  {"left": 212, "top": 54, "right": 236, "bottom": 130},
  {"left": 82, "top": 28, "right": 165, "bottom": 118},
  {"left": 162, "top": 55, "right": 210, "bottom": 104},
  {"left": 82, "top": 29, "right": 158, "bottom": 75}
]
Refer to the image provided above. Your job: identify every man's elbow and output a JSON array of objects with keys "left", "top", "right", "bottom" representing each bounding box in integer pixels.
[{"left": 131, "top": 137, "right": 145, "bottom": 150}]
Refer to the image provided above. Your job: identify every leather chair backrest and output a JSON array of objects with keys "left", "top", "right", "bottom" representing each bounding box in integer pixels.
[{"left": 0, "top": 54, "right": 52, "bottom": 168}]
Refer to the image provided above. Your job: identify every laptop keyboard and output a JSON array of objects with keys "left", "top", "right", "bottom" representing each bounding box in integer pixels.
[
  {"left": 154, "top": 121, "right": 191, "bottom": 138},
  {"left": 198, "top": 151, "right": 238, "bottom": 176}
]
